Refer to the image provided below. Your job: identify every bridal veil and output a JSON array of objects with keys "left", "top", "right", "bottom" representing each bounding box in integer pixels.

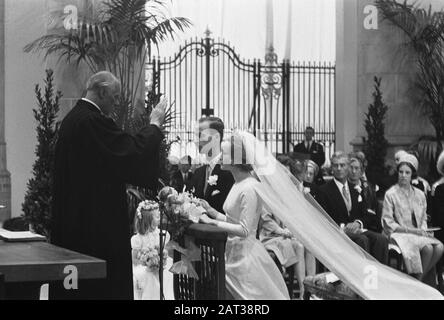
[{"left": 235, "top": 131, "right": 443, "bottom": 300}]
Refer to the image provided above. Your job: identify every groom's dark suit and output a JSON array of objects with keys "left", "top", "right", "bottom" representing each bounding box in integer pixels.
[
  {"left": 191, "top": 164, "right": 234, "bottom": 214},
  {"left": 319, "top": 179, "right": 388, "bottom": 264}
]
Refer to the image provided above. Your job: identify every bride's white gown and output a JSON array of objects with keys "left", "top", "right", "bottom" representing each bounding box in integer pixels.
[{"left": 223, "top": 177, "right": 290, "bottom": 300}]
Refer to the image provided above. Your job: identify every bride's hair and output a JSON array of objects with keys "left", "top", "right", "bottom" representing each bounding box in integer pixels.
[{"left": 226, "top": 133, "right": 253, "bottom": 172}]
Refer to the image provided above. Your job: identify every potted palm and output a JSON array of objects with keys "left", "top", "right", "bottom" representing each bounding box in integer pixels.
[
  {"left": 376, "top": 0, "right": 444, "bottom": 181},
  {"left": 24, "top": 0, "right": 191, "bottom": 133}
]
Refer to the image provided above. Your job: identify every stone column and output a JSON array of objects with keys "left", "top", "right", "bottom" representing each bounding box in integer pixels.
[
  {"left": 336, "top": 0, "right": 359, "bottom": 153},
  {"left": 337, "top": 0, "right": 436, "bottom": 158},
  {"left": 0, "top": 0, "right": 12, "bottom": 222}
]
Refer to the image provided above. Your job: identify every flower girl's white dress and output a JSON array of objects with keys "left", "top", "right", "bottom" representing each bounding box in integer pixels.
[{"left": 131, "top": 228, "right": 174, "bottom": 300}]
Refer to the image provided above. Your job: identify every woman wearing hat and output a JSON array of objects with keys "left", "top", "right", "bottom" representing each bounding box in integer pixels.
[
  {"left": 430, "top": 151, "right": 444, "bottom": 288},
  {"left": 382, "top": 154, "right": 443, "bottom": 282},
  {"left": 431, "top": 151, "right": 444, "bottom": 244},
  {"left": 302, "top": 160, "right": 322, "bottom": 202},
  {"left": 395, "top": 150, "right": 431, "bottom": 195}
]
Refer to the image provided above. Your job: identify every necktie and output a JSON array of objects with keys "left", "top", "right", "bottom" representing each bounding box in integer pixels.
[
  {"left": 411, "top": 211, "right": 418, "bottom": 228},
  {"left": 343, "top": 185, "right": 352, "bottom": 213},
  {"left": 203, "top": 165, "right": 212, "bottom": 195}
]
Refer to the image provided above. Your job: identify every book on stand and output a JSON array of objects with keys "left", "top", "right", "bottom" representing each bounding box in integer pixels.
[{"left": 0, "top": 228, "right": 46, "bottom": 242}]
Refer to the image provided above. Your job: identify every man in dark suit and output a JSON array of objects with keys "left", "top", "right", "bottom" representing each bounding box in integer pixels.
[
  {"left": 348, "top": 152, "right": 382, "bottom": 233},
  {"left": 51, "top": 71, "right": 165, "bottom": 299},
  {"left": 294, "top": 127, "right": 325, "bottom": 169},
  {"left": 319, "top": 151, "right": 388, "bottom": 264},
  {"left": 171, "top": 155, "right": 194, "bottom": 192},
  {"left": 190, "top": 117, "right": 234, "bottom": 214}
]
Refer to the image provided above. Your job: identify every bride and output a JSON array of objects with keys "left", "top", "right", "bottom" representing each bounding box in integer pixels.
[
  {"left": 201, "top": 131, "right": 443, "bottom": 300},
  {"left": 199, "top": 134, "right": 290, "bottom": 300}
]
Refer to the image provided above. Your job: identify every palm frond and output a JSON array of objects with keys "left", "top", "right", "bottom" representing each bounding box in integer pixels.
[{"left": 25, "top": 0, "right": 190, "bottom": 134}]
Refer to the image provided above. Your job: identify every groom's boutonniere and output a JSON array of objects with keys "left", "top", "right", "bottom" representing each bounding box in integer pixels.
[
  {"left": 303, "top": 187, "right": 311, "bottom": 195},
  {"left": 208, "top": 175, "right": 218, "bottom": 186},
  {"left": 354, "top": 185, "right": 363, "bottom": 203}
]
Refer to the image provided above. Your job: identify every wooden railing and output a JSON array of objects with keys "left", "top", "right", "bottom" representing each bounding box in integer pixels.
[{"left": 173, "top": 223, "right": 227, "bottom": 300}]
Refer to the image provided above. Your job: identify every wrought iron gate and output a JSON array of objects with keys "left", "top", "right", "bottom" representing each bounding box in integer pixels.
[{"left": 147, "top": 32, "right": 335, "bottom": 157}]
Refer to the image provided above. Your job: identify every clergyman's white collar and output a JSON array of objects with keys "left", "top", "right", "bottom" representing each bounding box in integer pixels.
[{"left": 82, "top": 98, "right": 102, "bottom": 114}]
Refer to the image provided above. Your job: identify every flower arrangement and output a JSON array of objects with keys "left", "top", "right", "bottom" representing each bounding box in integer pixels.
[
  {"left": 354, "top": 185, "right": 363, "bottom": 203},
  {"left": 208, "top": 175, "right": 218, "bottom": 186},
  {"left": 136, "top": 200, "right": 159, "bottom": 219},
  {"left": 136, "top": 245, "right": 168, "bottom": 272},
  {"left": 158, "top": 187, "right": 206, "bottom": 241}
]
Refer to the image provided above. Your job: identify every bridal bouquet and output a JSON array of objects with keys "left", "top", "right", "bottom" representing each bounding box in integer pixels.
[
  {"left": 158, "top": 187, "right": 206, "bottom": 241},
  {"left": 137, "top": 245, "right": 168, "bottom": 272}
]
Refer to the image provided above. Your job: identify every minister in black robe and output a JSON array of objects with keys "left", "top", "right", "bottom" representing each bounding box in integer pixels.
[{"left": 50, "top": 72, "right": 165, "bottom": 300}]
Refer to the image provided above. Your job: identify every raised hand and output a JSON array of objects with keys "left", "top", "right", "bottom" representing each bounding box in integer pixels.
[{"left": 150, "top": 96, "right": 167, "bottom": 130}]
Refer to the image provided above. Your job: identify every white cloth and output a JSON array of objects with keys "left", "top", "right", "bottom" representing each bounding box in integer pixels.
[
  {"left": 237, "top": 131, "right": 443, "bottom": 300},
  {"left": 81, "top": 98, "right": 102, "bottom": 113},
  {"left": 131, "top": 230, "right": 175, "bottom": 300}
]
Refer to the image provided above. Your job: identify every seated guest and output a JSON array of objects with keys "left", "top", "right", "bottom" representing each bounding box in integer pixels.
[
  {"left": 382, "top": 154, "right": 443, "bottom": 282},
  {"left": 171, "top": 155, "right": 193, "bottom": 192},
  {"left": 166, "top": 155, "right": 179, "bottom": 186},
  {"left": 431, "top": 151, "right": 444, "bottom": 245},
  {"left": 319, "top": 151, "right": 388, "bottom": 264},
  {"left": 273, "top": 156, "right": 317, "bottom": 297},
  {"left": 276, "top": 154, "right": 297, "bottom": 176},
  {"left": 431, "top": 151, "right": 444, "bottom": 287},
  {"left": 259, "top": 209, "right": 316, "bottom": 299},
  {"left": 396, "top": 150, "right": 430, "bottom": 195},
  {"left": 276, "top": 155, "right": 304, "bottom": 186},
  {"left": 302, "top": 160, "right": 322, "bottom": 202},
  {"left": 348, "top": 152, "right": 382, "bottom": 233},
  {"left": 303, "top": 160, "right": 318, "bottom": 184}
]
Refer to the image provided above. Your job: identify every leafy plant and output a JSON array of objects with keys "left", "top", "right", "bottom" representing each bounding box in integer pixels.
[
  {"left": 22, "top": 70, "right": 61, "bottom": 238},
  {"left": 376, "top": 0, "right": 444, "bottom": 180},
  {"left": 363, "top": 77, "right": 389, "bottom": 186},
  {"left": 24, "top": 0, "right": 191, "bottom": 133}
]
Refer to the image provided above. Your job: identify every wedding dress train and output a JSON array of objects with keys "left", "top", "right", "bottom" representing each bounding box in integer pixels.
[{"left": 237, "top": 131, "right": 443, "bottom": 300}]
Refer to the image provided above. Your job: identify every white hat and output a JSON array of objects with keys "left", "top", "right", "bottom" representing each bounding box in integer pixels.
[
  {"left": 437, "top": 151, "right": 444, "bottom": 176},
  {"left": 399, "top": 153, "right": 419, "bottom": 171},
  {"left": 394, "top": 150, "right": 408, "bottom": 165}
]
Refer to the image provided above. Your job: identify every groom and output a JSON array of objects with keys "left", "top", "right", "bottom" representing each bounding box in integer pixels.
[{"left": 190, "top": 117, "right": 234, "bottom": 214}]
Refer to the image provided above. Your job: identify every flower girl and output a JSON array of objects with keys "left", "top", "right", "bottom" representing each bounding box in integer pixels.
[{"left": 131, "top": 200, "right": 174, "bottom": 300}]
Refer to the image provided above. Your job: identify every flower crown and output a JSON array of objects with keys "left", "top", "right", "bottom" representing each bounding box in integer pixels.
[{"left": 136, "top": 200, "right": 159, "bottom": 219}]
